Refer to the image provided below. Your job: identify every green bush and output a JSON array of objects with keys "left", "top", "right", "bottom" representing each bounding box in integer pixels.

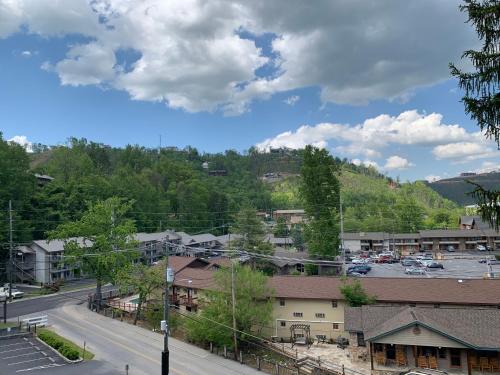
[
  {"left": 38, "top": 331, "right": 79, "bottom": 360},
  {"left": 495, "top": 254, "right": 500, "bottom": 261}
]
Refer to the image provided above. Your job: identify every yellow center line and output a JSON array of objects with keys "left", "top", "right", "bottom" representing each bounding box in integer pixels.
[{"left": 49, "top": 312, "right": 188, "bottom": 375}]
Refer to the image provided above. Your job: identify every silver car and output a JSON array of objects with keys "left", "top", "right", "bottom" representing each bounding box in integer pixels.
[{"left": 405, "top": 267, "right": 426, "bottom": 275}]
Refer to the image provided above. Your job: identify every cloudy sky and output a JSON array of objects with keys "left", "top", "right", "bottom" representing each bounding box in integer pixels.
[{"left": 1, "top": 0, "right": 499, "bottom": 181}]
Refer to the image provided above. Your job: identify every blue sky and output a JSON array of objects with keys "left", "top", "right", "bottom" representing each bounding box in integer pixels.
[{"left": 1, "top": 0, "right": 499, "bottom": 182}]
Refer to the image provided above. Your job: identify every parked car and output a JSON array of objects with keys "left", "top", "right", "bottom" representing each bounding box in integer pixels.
[
  {"left": 0, "top": 287, "right": 24, "bottom": 299},
  {"left": 446, "top": 245, "right": 455, "bottom": 252},
  {"left": 347, "top": 265, "right": 372, "bottom": 274},
  {"left": 487, "top": 259, "right": 500, "bottom": 265},
  {"left": 476, "top": 244, "right": 487, "bottom": 251},
  {"left": 401, "top": 259, "right": 417, "bottom": 267},
  {"left": 478, "top": 258, "right": 489, "bottom": 263},
  {"left": 351, "top": 258, "right": 367, "bottom": 264},
  {"left": 417, "top": 259, "right": 433, "bottom": 267},
  {"left": 347, "top": 271, "right": 364, "bottom": 277},
  {"left": 427, "top": 262, "right": 444, "bottom": 269},
  {"left": 405, "top": 267, "right": 426, "bottom": 275}
]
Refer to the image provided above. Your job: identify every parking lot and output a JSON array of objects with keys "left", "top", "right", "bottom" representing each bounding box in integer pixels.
[
  {"left": 0, "top": 335, "right": 66, "bottom": 374},
  {"left": 366, "top": 258, "right": 500, "bottom": 278}
]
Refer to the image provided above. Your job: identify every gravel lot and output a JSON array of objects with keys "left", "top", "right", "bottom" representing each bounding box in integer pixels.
[{"left": 364, "top": 258, "right": 500, "bottom": 278}]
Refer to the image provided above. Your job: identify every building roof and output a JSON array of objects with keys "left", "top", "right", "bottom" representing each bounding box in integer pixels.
[
  {"left": 392, "top": 233, "right": 420, "bottom": 239},
  {"left": 134, "top": 230, "right": 173, "bottom": 243},
  {"left": 174, "top": 267, "right": 215, "bottom": 290},
  {"left": 460, "top": 215, "right": 492, "bottom": 230},
  {"left": 215, "top": 234, "right": 243, "bottom": 246},
  {"left": 274, "top": 209, "right": 305, "bottom": 215},
  {"left": 342, "top": 232, "right": 388, "bottom": 241},
  {"left": 264, "top": 234, "right": 294, "bottom": 246},
  {"left": 268, "top": 276, "right": 500, "bottom": 306},
  {"left": 32, "top": 238, "right": 91, "bottom": 253},
  {"left": 345, "top": 305, "right": 500, "bottom": 350},
  {"left": 167, "top": 256, "right": 210, "bottom": 273},
  {"left": 419, "top": 229, "right": 487, "bottom": 238}
]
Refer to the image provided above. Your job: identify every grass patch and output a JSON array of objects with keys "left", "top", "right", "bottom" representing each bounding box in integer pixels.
[
  {"left": 0, "top": 322, "right": 17, "bottom": 329},
  {"left": 38, "top": 328, "right": 94, "bottom": 360}
]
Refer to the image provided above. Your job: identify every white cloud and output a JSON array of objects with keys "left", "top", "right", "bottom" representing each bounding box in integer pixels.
[
  {"left": 432, "top": 141, "right": 497, "bottom": 162},
  {"left": 425, "top": 175, "right": 442, "bottom": 182},
  {"left": 283, "top": 95, "right": 300, "bottom": 106},
  {"left": 256, "top": 110, "right": 481, "bottom": 157},
  {"left": 475, "top": 161, "right": 500, "bottom": 174},
  {"left": 21, "top": 50, "right": 31, "bottom": 57},
  {"left": 384, "top": 155, "right": 414, "bottom": 170},
  {"left": 352, "top": 158, "right": 380, "bottom": 170},
  {"left": 0, "top": 0, "right": 477, "bottom": 113},
  {"left": 8, "top": 135, "right": 33, "bottom": 152}
]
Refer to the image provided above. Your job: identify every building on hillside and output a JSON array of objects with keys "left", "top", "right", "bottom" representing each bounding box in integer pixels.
[
  {"left": 459, "top": 215, "right": 491, "bottom": 230},
  {"left": 273, "top": 209, "right": 306, "bottom": 226},
  {"left": 34, "top": 173, "right": 54, "bottom": 186},
  {"left": 392, "top": 233, "right": 420, "bottom": 254},
  {"left": 345, "top": 305, "right": 500, "bottom": 375},
  {"left": 342, "top": 232, "right": 390, "bottom": 253},
  {"left": 264, "top": 234, "right": 294, "bottom": 249},
  {"left": 176, "top": 232, "right": 223, "bottom": 255}
]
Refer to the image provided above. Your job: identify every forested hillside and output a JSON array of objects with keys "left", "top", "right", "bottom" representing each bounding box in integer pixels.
[
  {"left": 426, "top": 173, "right": 500, "bottom": 205},
  {"left": 0, "top": 135, "right": 463, "bottom": 262}
]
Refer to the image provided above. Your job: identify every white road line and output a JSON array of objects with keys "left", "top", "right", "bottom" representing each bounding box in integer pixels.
[
  {"left": 8, "top": 357, "right": 50, "bottom": 366},
  {"left": 0, "top": 342, "right": 28, "bottom": 348},
  {"left": 16, "top": 363, "right": 65, "bottom": 373},
  {"left": 2, "top": 352, "right": 43, "bottom": 360},
  {"left": 0, "top": 346, "right": 33, "bottom": 354}
]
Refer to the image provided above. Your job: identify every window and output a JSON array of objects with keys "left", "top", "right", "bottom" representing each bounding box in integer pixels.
[
  {"left": 293, "top": 312, "right": 303, "bottom": 318},
  {"left": 315, "top": 313, "right": 325, "bottom": 319},
  {"left": 434, "top": 304, "right": 441, "bottom": 308},
  {"left": 279, "top": 299, "right": 285, "bottom": 306},
  {"left": 332, "top": 323, "right": 339, "bottom": 330},
  {"left": 409, "top": 303, "right": 416, "bottom": 307},
  {"left": 296, "top": 263, "right": 305, "bottom": 273},
  {"left": 331, "top": 300, "right": 338, "bottom": 308},
  {"left": 280, "top": 321, "right": 286, "bottom": 327},
  {"left": 450, "top": 349, "right": 461, "bottom": 367}
]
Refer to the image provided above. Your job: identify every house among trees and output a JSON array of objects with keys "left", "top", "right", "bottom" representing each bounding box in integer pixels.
[{"left": 273, "top": 209, "right": 306, "bottom": 226}]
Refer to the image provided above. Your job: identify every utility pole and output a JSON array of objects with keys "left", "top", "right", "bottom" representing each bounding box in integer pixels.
[
  {"left": 9, "top": 200, "right": 13, "bottom": 300},
  {"left": 162, "top": 255, "right": 173, "bottom": 375},
  {"left": 340, "top": 198, "right": 346, "bottom": 277},
  {"left": 231, "top": 258, "right": 238, "bottom": 359}
]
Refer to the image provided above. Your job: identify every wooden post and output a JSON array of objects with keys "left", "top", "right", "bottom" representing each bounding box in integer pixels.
[
  {"left": 466, "top": 349, "right": 472, "bottom": 375},
  {"left": 413, "top": 345, "right": 418, "bottom": 367},
  {"left": 210, "top": 342, "right": 213, "bottom": 353},
  {"left": 275, "top": 363, "right": 279, "bottom": 375},
  {"left": 82, "top": 341, "right": 86, "bottom": 360},
  {"left": 224, "top": 345, "right": 227, "bottom": 358},
  {"left": 342, "top": 364, "right": 345, "bottom": 375},
  {"left": 370, "top": 342, "right": 374, "bottom": 371},
  {"left": 257, "top": 356, "right": 261, "bottom": 370},
  {"left": 240, "top": 351, "right": 243, "bottom": 364}
]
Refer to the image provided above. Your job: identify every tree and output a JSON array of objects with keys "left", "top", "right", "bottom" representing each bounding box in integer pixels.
[
  {"left": 290, "top": 225, "right": 305, "bottom": 251},
  {"left": 273, "top": 217, "right": 288, "bottom": 237},
  {"left": 116, "top": 263, "right": 164, "bottom": 325},
  {"left": 186, "top": 265, "right": 273, "bottom": 349},
  {"left": 300, "top": 146, "right": 341, "bottom": 261},
  {"left": 450, "top": 0, "right": 499, "bottom": 229},
  {"left": 231, "top": 206, "right": 272, "bottom": 254},
  {"left": 48, "top": 197, "right": 139, "bottom": 310},
  {"left": 340, "top": 279, "right": 376, "bottom": 307}
]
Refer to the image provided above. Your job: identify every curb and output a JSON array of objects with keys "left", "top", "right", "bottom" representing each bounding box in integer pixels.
[{"left": 35, "top": 336, "right": 83, "bottom": 364}]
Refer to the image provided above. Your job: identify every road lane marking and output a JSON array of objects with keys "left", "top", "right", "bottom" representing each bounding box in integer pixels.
[
  {"left": 16, "top": 363, "right": 65, "bottom": 372},
  {"left": 2, "top": 352, "right": 42, "bottom": 360},
  {"left": 8, "top": 357, "right": 51, "bottom": 366},
  {"left": 0, "top": 346, "right": 33, "bottom": 354},
  {"left": 49, "top": 312, "right": 188, "bottom": 375},
  {"left": 0, "top": 342, "right": 27, "bottom": 348}
]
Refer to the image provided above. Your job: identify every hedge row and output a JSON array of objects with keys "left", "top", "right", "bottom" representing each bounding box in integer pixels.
[{"left": 38, "top": 331, "right": 80, "bottom": 360}]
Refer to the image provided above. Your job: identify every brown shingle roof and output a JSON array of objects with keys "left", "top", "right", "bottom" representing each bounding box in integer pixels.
[
  {"left": 268, "top": 276, "right": 500, "bottom": 306},
  {"left": 167, "top": 256, "right": 210, "bottom": 273},
  {"left": 174, "top": 268, "right": 215, "bottom": 290},
  {"left": 347, "top": 305, "right": 500, "bottom": 350}
]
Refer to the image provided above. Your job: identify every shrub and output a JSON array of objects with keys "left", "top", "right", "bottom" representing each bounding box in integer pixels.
[
  {"left": 59, "top": 344, "right": 79, "bottom": 360},
  {"left": 38, "top": 331, "right": 80, "bottom": 360}
]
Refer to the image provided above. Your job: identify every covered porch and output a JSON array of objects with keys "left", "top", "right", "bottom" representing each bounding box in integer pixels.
[{"left": 371, "top": 343, "right": 500, "bottom": 374}]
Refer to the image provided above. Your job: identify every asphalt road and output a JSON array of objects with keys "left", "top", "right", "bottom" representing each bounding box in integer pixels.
[
  {"left": 6, "top": 285, "right": 115, "bottom": 319},
  {"left": 16, "top": 304, "right": 263, "bottom": 375}
]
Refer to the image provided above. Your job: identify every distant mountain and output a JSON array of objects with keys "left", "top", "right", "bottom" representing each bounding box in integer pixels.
[{"left": 425, "top": 172, "right": 500, "bottom": 205}]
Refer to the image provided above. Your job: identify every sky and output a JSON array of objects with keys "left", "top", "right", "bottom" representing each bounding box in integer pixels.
[{"left": 1, "top": 0, "right": 499, "bottom": 182}]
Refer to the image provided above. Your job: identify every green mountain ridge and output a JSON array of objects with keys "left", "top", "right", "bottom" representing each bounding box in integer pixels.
[{"left": 425, "top": 172, "right": 500, "bottom": 206}]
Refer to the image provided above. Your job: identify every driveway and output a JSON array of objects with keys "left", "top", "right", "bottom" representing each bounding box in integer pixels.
[{"left": 20, "top": 304, "right": 262, "bottom": 375}]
